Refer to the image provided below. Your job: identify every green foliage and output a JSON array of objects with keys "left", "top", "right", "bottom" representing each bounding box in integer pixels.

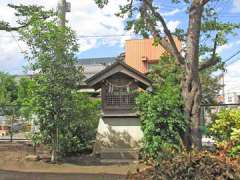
[
  {"left": 94, "top": 0, "right": 109, "bottom": 8},
  {"left": 209, "top": 108, "right": 240, "bottom": 157},
  {"left": 136, "top": 56, "right": 186, "bottom": 161},
  {"left": 0, "top": 72, "right": 18, "bottom": 119},
  {"left": 0, "top": 4, "right": 52, "bottom": 31},
  {"left": 17, "top": 77, "right": 36, "bottom": 120},
  {"left": 60, "top": 93, "right": 100, "bottom": 155},
  {"left": 0, "top": 72, "right": 18, "bottom": 106},
  {"left": 8, "top": 5, "right": 99, "bottom": 159},
  {"left": 136, "top": 55, "right": 222, "bottom": 160},
  {"left": 18, "top": 77, "right": 101, "bottom": 155},
  {"left": 26, "top": 131, "right": 44, "bottom": 147},
  {"left": 200, "top": 67, "right": 223, "bottom": 104}
]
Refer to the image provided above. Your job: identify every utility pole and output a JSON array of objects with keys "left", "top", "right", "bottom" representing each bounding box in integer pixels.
[{"left": 57, "top": 0, "right": 71, "bottom": 27}]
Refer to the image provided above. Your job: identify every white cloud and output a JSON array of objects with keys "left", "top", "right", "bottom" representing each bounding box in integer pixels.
[
  {"left": 167, "top": 20, "right": 181, "bottom": 32},
  {"left": 236, "top": 40, "right": 240, "bottom": 45},
  {"left": 232, "top": 0, "right": 240, "bottom": 12},
  {"left": 162, "top": 8, "right": 182, "bottom": 17},
  {"left": 0, "top": 1, "right": 184, "bottom": 74},
  {"left": 224, "top": 60, "right": 240, "bottom": 93},
  {"left": 67, "top": 0, "right": 131, "bottom": 52},
  {"left": 0, "top": 31, "right": 28, "bottom": 74},
  {"left": 157, "top": 20, "right": 181, "bottom": 33},
  {"left": 0, "top": 0, "right": 134, "bottom": 74},
  {"left": 216, "top": 43, "right": 234, "bottom": 54}
]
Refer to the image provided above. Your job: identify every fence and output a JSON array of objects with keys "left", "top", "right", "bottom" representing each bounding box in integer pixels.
[
  {"left": 201, "top": 103, "right": 240, "bottom": 125},
  {"left": 0, "top": 105, "right": 31, "bottom": 142}
]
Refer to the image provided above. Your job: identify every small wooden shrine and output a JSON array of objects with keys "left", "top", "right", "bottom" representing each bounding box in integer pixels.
[{"left": 86, "top": 61, "right": 151, "bottom": 160}]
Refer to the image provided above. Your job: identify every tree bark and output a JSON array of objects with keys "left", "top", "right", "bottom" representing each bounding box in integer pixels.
[
  {"left": 181, "top": 76, "right": 202, "bottom": 150},
  {"left": 51, "top": 134, "right": 57, "bottom": 162},
  {"left": 182, "top": 1, "right": 203, "bottom": 150},
  {"left": 51, "top": 148, "right": 56, "bottom": 162}
]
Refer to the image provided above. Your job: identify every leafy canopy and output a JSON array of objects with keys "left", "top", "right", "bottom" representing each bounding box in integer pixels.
[{"left": 136, "top": 56, "right": 186, "bottom": 161}]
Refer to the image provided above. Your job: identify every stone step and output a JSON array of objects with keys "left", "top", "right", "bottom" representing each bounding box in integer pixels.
[
  {"left": 99, "top": 149, "right": 139, "bottom": 160},
  {"left": 100, "top": 159, "right": 138, "bottom": 164}
]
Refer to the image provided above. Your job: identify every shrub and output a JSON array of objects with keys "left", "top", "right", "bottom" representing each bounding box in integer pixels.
[
  {"left": 128, "top": 151, "right": 240, "bottom": 179},
  {"left": 136, "top": 56, "right": 186, "bottom": 161},
  {"left": 209, "top": 108, "right": 240, "bottom": 157},
  {"left": 59, "top": 92, "right": 101, "bottom": 155}
]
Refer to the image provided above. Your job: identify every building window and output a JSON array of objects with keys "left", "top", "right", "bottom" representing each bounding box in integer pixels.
[{"left": 228, "top": 96, "right": 232, "bottom": 103}]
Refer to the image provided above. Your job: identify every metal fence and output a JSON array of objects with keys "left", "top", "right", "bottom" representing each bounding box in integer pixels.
[
  {"left": 201, "top": 103, "right": 240, "bottom": 125},
  {"left": 0, "top": 105, "right": 31, "bottom": 142}
]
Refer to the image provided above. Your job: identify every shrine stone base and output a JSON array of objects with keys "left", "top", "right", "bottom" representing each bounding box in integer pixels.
[{"left": 93, "top": 117, "right": 143, "bottom": 160}]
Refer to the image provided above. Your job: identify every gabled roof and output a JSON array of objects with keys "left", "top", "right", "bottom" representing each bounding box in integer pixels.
[
  {"left": 78, "top": 57, "right": 116, "bottom": 65},
  {"left": 86, "top": 61, "right": 151, "bottom": 90}
]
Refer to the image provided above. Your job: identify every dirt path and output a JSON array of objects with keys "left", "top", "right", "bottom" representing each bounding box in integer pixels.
[
  {"left": 0, "top": 143, "right": 145, "bottom": 180},
  {"left": 0, "top": 170, "right": 125, "bottom": 180}
]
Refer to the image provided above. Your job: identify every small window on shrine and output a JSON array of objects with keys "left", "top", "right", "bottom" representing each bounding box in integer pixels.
[
  {"left": 104, "top": 79, "right": 135, "bottom": 107},
  {"left": 110, "top": 86, "right": 129, "bottom": 95}
]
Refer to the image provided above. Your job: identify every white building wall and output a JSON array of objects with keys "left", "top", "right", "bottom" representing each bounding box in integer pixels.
[{"left": 225, "top": 92, "right": 240, "bottom": 104}]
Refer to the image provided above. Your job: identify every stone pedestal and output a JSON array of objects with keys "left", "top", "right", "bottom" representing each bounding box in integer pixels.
[{"left": 94, "top": 117, "right": 143, "bottom": 160}]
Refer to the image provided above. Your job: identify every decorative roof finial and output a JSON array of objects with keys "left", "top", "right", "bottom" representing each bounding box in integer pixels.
[{"left": 116, "top": 52, "right": 125, "bottom": 62}]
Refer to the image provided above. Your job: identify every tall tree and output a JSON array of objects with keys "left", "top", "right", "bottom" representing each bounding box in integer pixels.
[
  {"left": 95, "top": 0, "right": 240, "bottom": 149},
  {"left": 3, "top": 5, "right": 83, "bottom": 162}
]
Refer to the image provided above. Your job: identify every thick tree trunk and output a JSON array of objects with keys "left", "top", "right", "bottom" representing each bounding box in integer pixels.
[
  {"left": 181, "top": 75, "right": 202, "bottom": 150},
  {"left": 182, "top": 1, "right": 203, "bottom": 150}
]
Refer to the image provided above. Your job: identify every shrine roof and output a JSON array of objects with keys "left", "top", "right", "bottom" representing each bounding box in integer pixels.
[{"left": 85, "top": 61, "right": 151, "bottom": 90}]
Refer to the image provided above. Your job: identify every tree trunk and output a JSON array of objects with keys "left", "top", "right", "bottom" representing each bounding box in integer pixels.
[
  {"left": 51, "top": 130, "right": 58, "bottom": 163},
  {"left": 51, "top": 148, "right": 56, "bottom": 162},
  {"left": 51, "top": 138, "right": 57, "bottom": 162},
  {"left": 182, "top": 1, "right": 203, "bottom": 150},
  {"left": 181, "top": 75, "right": 202, "bottom": 150}
]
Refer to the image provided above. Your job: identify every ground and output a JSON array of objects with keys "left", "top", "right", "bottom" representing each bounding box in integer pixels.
[{"left": 0, "top": 143, "right": 146, "bottom": 180}]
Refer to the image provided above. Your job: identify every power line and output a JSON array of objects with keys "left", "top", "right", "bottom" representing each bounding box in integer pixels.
[
  {"left": 0, "top": 34, "right": 136, "bottom": 38},
  {"left": 9, "top": 32, "right": 26, "bottom": 53},
  {"left": 76, "top": 34, "right": 136, "bottom": 38},
  {"left": 225, "top": 59, "right": 240, "bottom": 67},
  {"left": 224, "top": 49, "right": 240, "bottom": 65}
]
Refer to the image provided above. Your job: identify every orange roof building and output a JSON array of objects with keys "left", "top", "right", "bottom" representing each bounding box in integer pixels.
[{"left": 125, "top": 38, "right": 181, "bottom": 73}]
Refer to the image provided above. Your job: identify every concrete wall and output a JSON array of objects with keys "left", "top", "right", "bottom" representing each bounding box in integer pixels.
[{"left": 94, "top": 117, "right": 143, "bottom": 154}]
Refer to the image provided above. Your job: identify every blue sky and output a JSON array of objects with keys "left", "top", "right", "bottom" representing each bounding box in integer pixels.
[{"left": 0, "top": 0, "right": 240, "bottom": 92}]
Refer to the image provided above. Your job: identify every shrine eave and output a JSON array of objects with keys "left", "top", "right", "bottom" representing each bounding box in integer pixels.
[{"left": 85, "top": 61, "right": 152, "bottom": 90}]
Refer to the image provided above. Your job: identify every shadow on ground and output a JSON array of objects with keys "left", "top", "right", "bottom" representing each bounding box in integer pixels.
[{"left": 0, "top": 170, "right": 126, "bottom": 180}]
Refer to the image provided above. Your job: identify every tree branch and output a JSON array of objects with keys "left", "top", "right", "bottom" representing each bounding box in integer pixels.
[
  {"left": 0, "top": 24, "right": 29, "bottom": 31},
  {"left": 200, "top": 0, "right": 210, "bottom": 7},
  {"left": 0, "top": 14, "right": 49, "bottom": 32},
  {"left": 143, "top": 0, "right": 185, "bottom": 65},
  {"left": 199, "top": 34, "right": 219, "bottom": 70}
]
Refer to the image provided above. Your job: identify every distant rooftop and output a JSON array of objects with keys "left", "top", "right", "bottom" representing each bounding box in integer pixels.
[
  {"left": 12, "top": 57, "right": 117, "bottom": 82},
  {"left": 78, "top": 57, "right": 116, "bottom": 65},
  {"left": 83, "top": 64, "right": 107, "bottom": 79}
]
